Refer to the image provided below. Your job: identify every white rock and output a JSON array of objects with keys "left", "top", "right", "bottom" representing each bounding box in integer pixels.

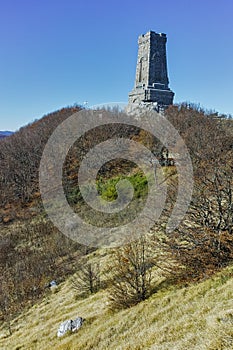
[
  {"left": 57, "top": 320, "right": 72, "bottom": 337},
  {"left": 57, "top": 317, "right": 84, "bottom": 337}
]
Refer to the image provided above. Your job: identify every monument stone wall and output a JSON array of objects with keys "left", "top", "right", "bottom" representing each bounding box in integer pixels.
[{"left": 128, "top": 31, "right": 174, "bottom": 112}]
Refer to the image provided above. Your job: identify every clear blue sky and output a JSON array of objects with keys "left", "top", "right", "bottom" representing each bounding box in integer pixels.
[{"left": 1, "top": 0, "right": 233, "bottom": 130}]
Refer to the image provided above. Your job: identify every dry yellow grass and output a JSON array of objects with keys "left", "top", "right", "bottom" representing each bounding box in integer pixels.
[{"left": 1, "top": 261, "right": 233, "bottom": 350}]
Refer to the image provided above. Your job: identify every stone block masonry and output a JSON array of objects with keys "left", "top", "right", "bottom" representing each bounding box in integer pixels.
[{"left": 128, "top": 31, "right": 174, "bottom": 111}]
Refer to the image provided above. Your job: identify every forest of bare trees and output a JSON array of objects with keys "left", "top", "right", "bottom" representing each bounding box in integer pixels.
[
  {"left": 0, "top": 104, "right": 232, "bottom": 330},
  {"left": 165, "top": 104, "right": 233, "bottom": 279},
  {"left": 0, "top": 106, "right": 81, "bottom": 207}
]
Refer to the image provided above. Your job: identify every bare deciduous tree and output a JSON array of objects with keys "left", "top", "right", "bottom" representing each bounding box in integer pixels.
[
  {"left": 72, "top": 261, "right": 101, "bottom": 296},
  {"left": 108, "top": 234, "right": 173, "bottom": 309}
]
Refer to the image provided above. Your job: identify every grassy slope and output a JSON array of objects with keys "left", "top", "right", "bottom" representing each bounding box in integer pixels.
[{"left": 1, "top": 262, "right": 233, "bottom": 350}]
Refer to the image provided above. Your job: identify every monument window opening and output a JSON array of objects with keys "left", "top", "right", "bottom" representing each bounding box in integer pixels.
[{"left": 139, "top": 58, "right": 143, "bottom": 83}]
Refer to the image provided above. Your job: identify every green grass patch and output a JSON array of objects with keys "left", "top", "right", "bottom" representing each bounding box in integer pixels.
[{"left": 67, "top": 171, "right": 149, "bottom": 205}]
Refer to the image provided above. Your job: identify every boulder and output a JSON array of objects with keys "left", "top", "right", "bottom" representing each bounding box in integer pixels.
[
  {"left": 57, "top": 317, "right": 84, "bottom": 337},
  {"left": 49, "top": 280, "right": 57, "bottom": 287},
  {"left": 57, "top": 320, "right": 72, "bottom": 337},
  {"left": 71, "top": 317, "right": 84, "bottom": 332}
]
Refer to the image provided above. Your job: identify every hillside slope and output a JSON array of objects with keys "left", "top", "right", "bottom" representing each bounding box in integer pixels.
[
  {"left": 0, "top": 104, "right": 232, "bottom": 350},
  {"left": 1, "top": 264, "right": 233, "bottom": 350}
]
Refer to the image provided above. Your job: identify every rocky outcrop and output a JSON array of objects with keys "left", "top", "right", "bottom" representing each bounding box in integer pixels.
[{"left": 125, "top": 101, "right": 162, "bottom": 117}]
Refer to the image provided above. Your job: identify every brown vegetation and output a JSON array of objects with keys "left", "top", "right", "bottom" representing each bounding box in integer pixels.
[{"left": 0, "top": 103, "right": 232, "bottom": 341}]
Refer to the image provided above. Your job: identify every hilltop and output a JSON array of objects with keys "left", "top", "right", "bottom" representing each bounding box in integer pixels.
[{"left": 0, "top": 104, "right": 232, "bottom": 349}]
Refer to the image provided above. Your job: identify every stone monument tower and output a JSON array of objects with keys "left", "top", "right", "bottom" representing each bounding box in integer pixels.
[{"left": 128, "top": 31, "right": 174, "bottom": 111}]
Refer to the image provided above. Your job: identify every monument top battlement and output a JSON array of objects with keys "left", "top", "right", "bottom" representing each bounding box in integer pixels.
[
  {"left": 140, "top": 31, "right": 166, "bottom": 37},
  {"left": 138, "top": 31, "right": 167, "bottom": 43}
]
